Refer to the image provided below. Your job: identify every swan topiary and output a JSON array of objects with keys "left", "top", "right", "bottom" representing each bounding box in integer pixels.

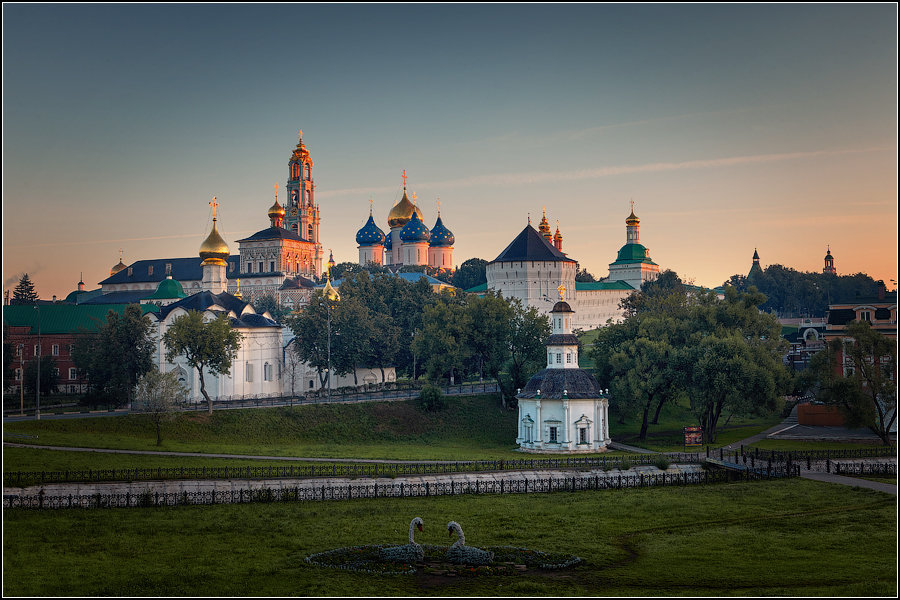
[
  {"left": 446, "top": 520, "right": 494, "bottom": 566},
  {"left": 379, "top": 517, "right": 425, "bottom": 563}
]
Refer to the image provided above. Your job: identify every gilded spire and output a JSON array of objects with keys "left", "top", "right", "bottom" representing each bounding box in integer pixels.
[{"left": 200, "top": 197, "right": 230, "bottom": 265}]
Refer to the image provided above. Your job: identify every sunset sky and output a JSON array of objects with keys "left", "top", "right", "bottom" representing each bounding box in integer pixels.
[{"left": 3, "top": 4, "right": 897, "bottom": 301}]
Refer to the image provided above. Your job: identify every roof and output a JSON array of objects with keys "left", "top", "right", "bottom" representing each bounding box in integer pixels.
[
  {"left": 3, "top": 304, "right": 159, "bottom": 334},
  {"left": 517, "top": 368, "right": 605, "bottom": 399},
  {"left": 153, "top": 291, "right": 280, "bottom": 329},
  {"left": 236, "top": 226, "right": 311, "bottom": 244},
  {"left": 611, "top": 243, "right": 657, "bottom": 265},
  {"left": 490, "top": 224, "right": 576, "bottom": 264},
  {"left": 464, "top": 283, "right": 488, "bottom": 293},
  {"left": 574, "top": 280, "right": 635, "bottom": 291},
  {"left": 99, "top": 256, "right": 241, "bottom": 286},
  {"left": 324, "top": 271, "right": 454, "bottom": 290},
  {"left": 279, "top": 276, "right": 316, "bottom": 290},
  {"left": 63, "top": 288, "right": 105, "bottom": 304},
  {"left": 79, "top": 290, "right": 157, "bottom": 305},
  {"left": 546, "top": 333, "right": 580, "bottom": 346},
  {"left": 146, "top": 278, "right": 187, "bottom": 300}
]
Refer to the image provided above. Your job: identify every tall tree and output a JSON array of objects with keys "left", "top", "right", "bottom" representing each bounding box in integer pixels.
[
  {"left": 162, "top": 311, "right": 242, "bottom": 414},
  {"left": 11, "top": 274, "right": 38, "bottom": 305},
  {"left": 413, "top": 294, "right": 472, "bottom": 385},
  {"left": 809, "top": 320, "right": 896, "bottom": 445},
  {"left": 466, "top": 291, "right": 515, "bottom": 407},
  {"left": 3, "top": 324, "right": 16, "bottom": 391},
  {"left": 72, "top": 304, "right": 155, "bottom": 407},
  {"left": 252, "top": 293, "right": 288, "bottom": 323},
  {"left": 133, "top": 369, "right": 189, "bottom": 446},
  {"left": 506, "top": 299, "right": 551, "bottom": 401}
]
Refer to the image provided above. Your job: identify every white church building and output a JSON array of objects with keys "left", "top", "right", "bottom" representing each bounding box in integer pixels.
[{"left": 516, "top": 290, "right": 611, "bottom": 452}]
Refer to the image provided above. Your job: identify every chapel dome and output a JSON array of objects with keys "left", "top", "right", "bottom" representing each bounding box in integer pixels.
[
  {"left": 356, "top": 213, "right": 386, "bottom": 246},
  {"left": 110, "top": 259, "right": 126, "bottom": 276},
  {"left": 551, "top": 300, "right": 574, "bottom": 313},
  {"left": 268, "top": 198, "right": 286, "bottom": 220},
  {"left": 626, "top": 209, "right": 640, "bottom": 226},
  {"left": 429, "top": 215, "right": 454, "bottom": 247},
  {"left": 199, "top": 219, "right": 230, "bottom": 263},
  {"left": 388, "top": 189, "right": 417, "bottom": 228},
  {"left": 147, "top": 276, "right": 187, "bottom": 300},
  {"left": 399, "top": 209, "right": 430, "bottom": 243}
]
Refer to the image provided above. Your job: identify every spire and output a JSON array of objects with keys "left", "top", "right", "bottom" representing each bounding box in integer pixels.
[
  {"left": 553, "top": 220, "right": 563, "bottom": 251},
  {"left": 539, "top": 208, "right": 551, "bottom": 240}
]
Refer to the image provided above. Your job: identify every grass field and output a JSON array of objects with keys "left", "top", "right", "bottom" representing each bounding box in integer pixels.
[{"left": 3, "top": 479, "right": 895, "bottom": 596}]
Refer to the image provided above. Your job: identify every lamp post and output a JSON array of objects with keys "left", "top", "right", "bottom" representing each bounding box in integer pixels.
[
  {"left": 17, "top": 343, "right": 24, "bottom": 416},
  {"left": 33, "top": 305, "right": 41, "bottom": 420},
  {"left": 322, "top": 268, "right": 340, "bottom": 398}
]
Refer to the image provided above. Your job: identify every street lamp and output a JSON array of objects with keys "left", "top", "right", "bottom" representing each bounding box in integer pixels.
[
  {"left": 322, "top": 267, "right": 340, "bottom": 397},
  {"left": 33, "top": 305, "right": 41, "bottom": 420},
  {"left": 17, "top": 343, "right": 24, "bottom": 416}
]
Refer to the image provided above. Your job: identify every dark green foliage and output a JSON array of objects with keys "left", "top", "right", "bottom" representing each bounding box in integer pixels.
[
  {"left": 728, "top": 263, "right": 881, "bottom": 317},
  {"left": 23, "top": 355, "right": 59, "bottom": 396},
  {"left": 652, "top": 456, "right": 670, "bottom": 470},
  {"left": 3, "top": 324, "right": 16, "bottom": 391},
  {"left": 418, "top": 384, "right": 446, "bottom": 412},
  {"left": 250, "top": 293, "right": 288, "bottom": 323},
  {"left": 11, "top": 273, "right": 38, "bottom": 305},
  {"left": 575, "top": 266, "right": 596, "bottom": 282},
  {"left": 451, "top": 258, "right": 488, "bottom": 290},
  {"left": 72, "top": 304, "right": 154, "bottom": 407}
]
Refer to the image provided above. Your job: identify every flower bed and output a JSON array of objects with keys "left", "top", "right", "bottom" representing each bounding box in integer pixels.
[{"left": 305, "top": 544, "right": 581, "bottom": 575}]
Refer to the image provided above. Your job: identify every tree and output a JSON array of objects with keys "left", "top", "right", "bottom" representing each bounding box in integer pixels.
[
  {"left": 3, "top": 324, "right": 16, "bottom": 391},
  {"left": 162, "top": 310, "right": 242, "bottom": 414},
  {"left": 575, "top": 266, "right": 596, "bottom": 282},
  {"left": 287, "top": 292, "right": 337, "bottom": 390},
  {"left": 252, "top": 293, "right": 289, "bottom": 323},
  {"left": 11, "top": 274, "right": 38, "bottom": 305},
  {"left": 451, "top": 258, "right": 487, "bottom": 291},
  {"left": 413, "top": 294, "right": 472, "bottom": 385},
  {"left": 72, "top": 304, "right": 155, "bottom": 407},
  {"left": 23, "top": 355, "right": 59, "bottom": 396},
  {"left": 506, "top": 299, "right": 551, "bottom": 400},
  {"left": 133, "top": 369, "right": 189, "bottom": 446},
  {"left": 809, "top": 321, "right": 897, "bottom": 445},
  {"left": 466, "top": 291, "right": 515, "bottom": 407}
]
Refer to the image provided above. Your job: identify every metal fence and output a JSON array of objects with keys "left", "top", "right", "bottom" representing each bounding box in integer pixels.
[
  {"left": 5, "top": 469, "right": 756, "bottom": 510},
  {"left": 4, "top": 453, "right": 706, "bottom": 487},
  {"left": 832, "top": 461, "right": 897, "bottom": 477}
]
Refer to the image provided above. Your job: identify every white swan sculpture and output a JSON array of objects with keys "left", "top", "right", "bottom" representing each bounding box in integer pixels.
[
  {"left": 446, "top": 521, "right": 494, "bottom": 566},
  {"left": 379, "top": 517, "right": 425, "bottom": 563}
]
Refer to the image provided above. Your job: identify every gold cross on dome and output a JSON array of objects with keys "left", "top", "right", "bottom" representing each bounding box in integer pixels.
[
  {"left": 369, "top": 196, "right": 374, "bottom": 215},
  {"left": 437, "top": 197, "right": 441, "bottom": 216},
  {"left": 274, "top": 183, "right": 278, "bottom": 200},
  {"left": 119, "top": 248, "right": 123, "bottom": 260},
  {"left": 210, "top": 197, "right": 219, "bottom": 219},
  {"left": 298, "top": 129, "right": 303, "bottom": 138},
  {"left": 557, "top": 284, "right": 566, "bottom": 301},
  {"left": 630, "top": 198, "right": 634, "bottom": 211},
  {"left": 401, "top": 170, "right": 408, "bottom": 189}
]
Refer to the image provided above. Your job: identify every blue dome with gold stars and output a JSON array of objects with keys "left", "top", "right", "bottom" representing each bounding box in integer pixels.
[
  {"left": 399, "top": 209, "right": 430, "bottom": 243},
  {"left": 429, "top": 215, "right": 454, "bottom": 247},
  {"left": 355, "top": 213, "right": 385, "bottom": 246}
]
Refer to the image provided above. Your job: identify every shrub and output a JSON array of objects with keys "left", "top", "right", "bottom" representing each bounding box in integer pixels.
[
  {"left": 653, "top": 456, "right": 670, "bottom": 471},
  {"left": 418, "top": 384, "right": 446, "bottom": 412},
  {"left": 617, "top": 458, "right": 632, "bottom": 471}
]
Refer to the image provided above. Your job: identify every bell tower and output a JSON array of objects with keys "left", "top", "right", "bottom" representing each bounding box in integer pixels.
[{"left": 285, "top": 130, "right": 323, "bottom": 274}]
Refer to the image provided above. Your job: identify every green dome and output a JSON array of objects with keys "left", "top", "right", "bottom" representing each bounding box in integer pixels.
[
  {"left": 613, "top": 243, "right": 656, "bottom": 265},
  {"left": 147, "top": 277, "right": 187, "bottom": 300}
]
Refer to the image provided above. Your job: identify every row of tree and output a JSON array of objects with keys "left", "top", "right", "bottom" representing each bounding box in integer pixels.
[
  {"left": 591, "top": 270, "right": 791, "bottom": 444},
  {"left": 285, "top": 270, "right": 550, "bottom": 408},
  {"left": 727, "top": 264, "right": 882, "bottom": 317}
]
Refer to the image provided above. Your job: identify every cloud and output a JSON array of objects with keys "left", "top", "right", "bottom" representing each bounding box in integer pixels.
[{"left": 318, "top": 146, "right": 892, "bottom": 198}]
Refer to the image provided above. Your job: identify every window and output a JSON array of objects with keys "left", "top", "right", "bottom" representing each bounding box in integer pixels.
[
  {"left": 15, "top": 368, "right": 21, "bottom": 381},
  {"left": 258, "top": 261, "right": 264, "bottom": 273},
  {"left": 165, "top": 263, "right": 172, "bottom": 275},
  {"left": 579, "top": 428, "right": 588, "bottom": 444},
  {"left": 264, "top": 362, "right": 272, "bottom": 381},
  {"left": 52, "top": 344, "right": 59, "bottom": 356},
  {"left": 53, "top": 368, "right": 59, "bottom": 377},
  {"left": 148, "top": 265, "right": 154, "bottom": 276},
  {"left": 270, "top": 261, "right": 275, "bottom": 273},
  {"left": 69, "top": 368, "right": 77, "bottom": 380},
  {"left": 549, "top": 426, "right": 558, "bottom": 443},
  {"left": 34, "top": 344, "right": 40, "bottom": 356},
  {"left": 309, "top": 379, "right": 314, "bottom": 389},
  {"left": 245, "top": 362, "right": 253, "bottom": 382},
  {"left": 566, "top": 352, "right": 572, "bottom": 364},
  {"left": 556, "top": 353, "right": 562, "bottom": 364},
  {"left": 68, "top": 344, "right": 75, "bottom": 355},
  {"left": 548, "top": 353, "right": 553, "bottom": 366},
  {"left": 128, "top": 267, "right": 133, "bottom": 276},
  {"left": 16, "top": 345, "right": 22, "bottom": 357},
  {"left": 860, "top": 311, "right": 872, "bottom": 322}
]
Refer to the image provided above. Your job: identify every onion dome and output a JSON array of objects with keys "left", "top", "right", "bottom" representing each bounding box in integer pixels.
[
  {"left": 429, "top": 214, "right": 454, "bottom": 247},
  {"left": 323, "top": 274, "right": 340, "bottom": 302},
  {"left": 626, "top": 208, "right": 640, "bottom": 226},
  {"left": 110, "top": 258, "right": 126, "bottom": 277},
  {"left": 356, "top": 212, "right": 386, "bottom": 246},
  {"left": 199, "top": 217, "right": 230, "bottom": 265},
  {"left": 539, "top": 211, "right": 551, "bottom": 239},
  {"left": 824, "top": 247, "right": 833, "bottom": 260},
  {"left": 383, "top": 230, "right": 393, "bottom": 250},
  {"left": 388, "top": 188, "right": 417, "bottom": 228},
  {"left": 290, "top": 131, "right": 312, "bottom": 165},
  {"left": 553, "top": 224, "right": 563, "bottom": 243},
  {"left": 268, "top": 198, "right": 286, "bottom": 221},
  {"left": 399, "top": 209, "right": 430, "bottom": 243}
]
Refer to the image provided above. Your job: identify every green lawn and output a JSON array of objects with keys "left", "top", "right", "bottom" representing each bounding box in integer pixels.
[{"left": 3, "top": 478, "right": 895, "bottom": 596}]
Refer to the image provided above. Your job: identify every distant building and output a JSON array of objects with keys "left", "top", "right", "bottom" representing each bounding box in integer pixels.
[{"left": 824, "top": 281, "right": 897, "bottom": 378}]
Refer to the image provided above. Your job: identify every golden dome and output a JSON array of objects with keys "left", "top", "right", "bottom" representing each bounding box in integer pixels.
[
  {"left": 199, "top": 218, "right": 230, "bottom": 265},
  {"left": 388, "top": 189, "right": 417, "bottom": 228},
  {"left": 323, "top": 275, "right": 341, "bottom": 302},
  {"left": 110, "top": 259, "right": 126, "bottom": 276},
  {"left": 268, "top": 199, "right": 285, "bottom": 219}
]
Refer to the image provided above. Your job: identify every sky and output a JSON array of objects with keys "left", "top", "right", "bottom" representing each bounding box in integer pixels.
[{"left": 2, "top": 4, "right": 897, "bottom": 301}]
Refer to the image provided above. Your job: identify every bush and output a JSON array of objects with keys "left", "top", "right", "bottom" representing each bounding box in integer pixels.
[
  {"left": 617, "top": 458, "right": 632, "bottom": 471},
  {"left": 653, "top": 456, "right": 670, "bottom": 471},
  {"left": 418, "top": 384, "right": 446, "bottom": 412}
]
